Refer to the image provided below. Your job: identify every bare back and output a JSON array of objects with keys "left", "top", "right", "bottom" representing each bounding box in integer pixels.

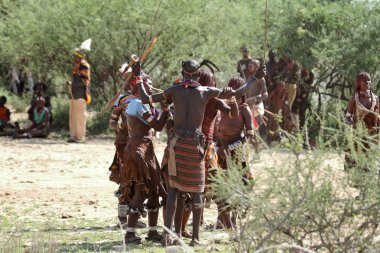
[{"left": 164, "top": 85, "right": 218, "bottom": 131}]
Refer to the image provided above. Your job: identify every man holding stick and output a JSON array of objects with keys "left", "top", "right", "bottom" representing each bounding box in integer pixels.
[{"left": 66, "top": 41, "right": 91, "bottom": 143}]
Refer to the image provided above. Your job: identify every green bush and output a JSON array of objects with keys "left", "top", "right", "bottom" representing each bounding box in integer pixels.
[
  {"left": 211, "top": 108, "right": 380, "bottom": 252},
  {"left": 51, "top": 96, "right": 70, "bottom": 130},
  {"left": 0, "top": 87, "right": 30, "bottom": 113},
  {"left": 87, "top": 110, "right": 111, "bottom": 135}
]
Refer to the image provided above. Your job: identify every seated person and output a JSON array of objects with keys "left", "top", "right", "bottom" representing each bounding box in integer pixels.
[
  {"left": 27, "top": 82, "right": 52, "bottom": 123},
  {"left": 0, "top": 96, "right": 20, "bottom": 137},
  {"left": 0, "top": 96, "right": 11, "bottom": 131},
  {"left": 13, "top": 96, "right": 50, "bottom": 138}
]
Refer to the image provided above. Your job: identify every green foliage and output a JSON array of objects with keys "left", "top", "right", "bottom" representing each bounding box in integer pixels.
[
  {"left": 0, "top": 87, "right": 30, "bottom": 113},
  {"left": 87, "top": 111, "right": 112, "bottom": 135},
  {"left": 1, "top": 0, "right": 379, "bottom": 137},
  {"left": 51, "top": 96, "right": 70, "bottom": 130},
  {"left": 271, "top": 0, "right": 380, "bottom": 98},
  {"left": 211, "top": 111, "right": 380, "bottom": 252},
  {"left": 0, "top": 0, "right": 265, "bottom": 103}
]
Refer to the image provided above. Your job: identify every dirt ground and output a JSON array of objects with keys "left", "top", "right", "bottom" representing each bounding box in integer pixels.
[
  {"left": 0, "top": 136, "right": 229, "bottom": 252},
  {"left": 0, "top": 135, "right": 346, "bottom": 252},
  {"left": 0, "top": 137, "right": 125, "bottom": 222}
]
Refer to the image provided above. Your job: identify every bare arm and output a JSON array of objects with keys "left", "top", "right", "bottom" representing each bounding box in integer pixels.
[
  {"left": 31, "top": 111, "right": 49, "bottom": 130},
  {"left": 137, "top": 80, "right": 167, "bottom": 104},
  {"left": 246, "top": 78, "right": 268, "bottom": 104},
  {"left": 142, "top": 109, "right": 168, "bottom": 132},
  {"left": 109, "top": 107, "right": 121, "bottom": 130},
  {"left": 241, "top": 106, "right": 254, "bottom": 139},
  {"left": 259, "top": 78, "right": 268, "bottom": 101},
  {"left": 40, "top": 112, "right": 50, "bottom": 129},
  {"left": 215, "top": 98, "right": 239, "bottom": 118},
  {"left": 218, "top": 77, "right": 258, "bottom": 99}
]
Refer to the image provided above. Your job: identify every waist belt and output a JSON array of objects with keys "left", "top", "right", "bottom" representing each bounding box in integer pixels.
[{"left": 173, "top": 128, "right": 204, "bottom": 139}]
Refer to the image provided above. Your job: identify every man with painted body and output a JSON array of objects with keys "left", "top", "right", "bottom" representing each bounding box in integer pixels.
[
  {"left": 173, "top": 70, "right": 239, "bottom": 237},
  {"left": 136, "top": 60, "right": 265, "bottom": 245},
  {"left": 237, "top": 46, "right": 253, "bottom": 79},
  {"left": 217, "top": 76, "right": 255, "bottom": 228}
]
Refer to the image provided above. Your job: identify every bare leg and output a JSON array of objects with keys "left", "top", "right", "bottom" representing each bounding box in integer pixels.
[
  {"left": 125, "top": 184, "right": 144, "bottom": 243},
  {"left": 146, "top": 207, "right": 161, "bottom": 241},
  {"left": 162, "top": 187, "right": 179, "bottom": 245},
  {"left": 217, "top": 203, "right": 233, "bottom": 229},
  {"left": 174, "top": 196, "right": 184, "bottom": 236},
  {"left": 190, "top": 193, "right": 203, "bottom": 244},
  {"left": 181, "top": 208, "right": 192, "bottom": 238},
  {"left": 162, "top": 207, "right": 167, "bottom": 225}
]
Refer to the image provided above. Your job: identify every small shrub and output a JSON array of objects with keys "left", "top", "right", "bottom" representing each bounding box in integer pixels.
[
  {"left": 87, "top": 110, "right": 112, "bottom": 135},
  {"left": 51, "top": 96, "right": 70, "bottom": 130},
  {"left": 211, "top": 106, "right": 380, "bottom": 253},
  {"left": 0, "top": 87, "right": 30, "bottom": 113}
]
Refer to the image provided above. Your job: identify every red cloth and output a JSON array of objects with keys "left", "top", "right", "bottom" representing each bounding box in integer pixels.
[
  {"left": 252, "top": 114, "right": 259, "bottom": 129},
  {"left": 0, "top": 106, "right": 10, "bottom": 122}
]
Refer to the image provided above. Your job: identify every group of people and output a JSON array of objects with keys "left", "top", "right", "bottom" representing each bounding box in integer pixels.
[
  {"left": 106, "top": 54, "right": 266, "bottom": 245},
  {"left": 2, "top": 40, "right": 377, "bottom": 246},
  {"left": 0, "top": 42, "right": 91, "bottom": 142},
  {"left": 0, "top": 82, "right": 52, "bottom": 138},
  {"left": 238, "top": 46, "right": 316, "bottom": 145},
  {"left": 103, "top": 44, "right": 380, "bottom": 246}
]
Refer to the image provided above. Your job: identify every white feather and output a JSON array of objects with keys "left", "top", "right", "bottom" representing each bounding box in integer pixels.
[
  {"left": 119, "top": 63, "right": 131, "bottom": 73},
  {"left": 80, "top": 38, "right": 92, "bottom": 51}
]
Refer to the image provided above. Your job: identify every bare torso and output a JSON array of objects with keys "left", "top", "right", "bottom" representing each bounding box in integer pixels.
[
  {"left": 219, "top": 104, "right": 252, "bottom": 145},
  {"left": 347, "top": 92, "right": 380, "bottom": 132},
  {"left": 165, "top": 85, "right": 218, "bottom": 131}
]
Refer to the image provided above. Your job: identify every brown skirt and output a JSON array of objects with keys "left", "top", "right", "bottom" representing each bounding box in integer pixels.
[{"left": 122, "top": 137, "right": 166, "bottom": 202}]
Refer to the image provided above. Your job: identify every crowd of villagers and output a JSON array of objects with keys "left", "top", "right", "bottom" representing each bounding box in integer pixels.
[
  {"left": 104, "top": 46, "right": 379, "bottom": 246},
  {"left": 0, "top": 81, "right": 52, "bottom": 138},
  {"left": 0, "top": 45, "right": 377, "bottom": 246}
]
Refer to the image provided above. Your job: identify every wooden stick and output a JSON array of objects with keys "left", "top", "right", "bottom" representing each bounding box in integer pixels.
[
  {"left": 103, "top": 33, "right": 160, "bottom": 112},
  {"left": 64, "top": 73, "right": 74, "bottom": 100},
  {"left": 263, "top": 0, "right": 268, "bottom": 63}
]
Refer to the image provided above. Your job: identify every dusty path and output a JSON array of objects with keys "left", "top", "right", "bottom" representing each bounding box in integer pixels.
[{"left": 0, "top": 137, "right": 167, "bottom": 222}]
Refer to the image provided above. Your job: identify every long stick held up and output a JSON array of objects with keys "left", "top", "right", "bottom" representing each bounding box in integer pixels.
[
  {"left": 104, "top": 33, "right": 160, "bottom": 111},
  {"left": 263, "top": 0, "right": 268, "bottom": 63}
]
